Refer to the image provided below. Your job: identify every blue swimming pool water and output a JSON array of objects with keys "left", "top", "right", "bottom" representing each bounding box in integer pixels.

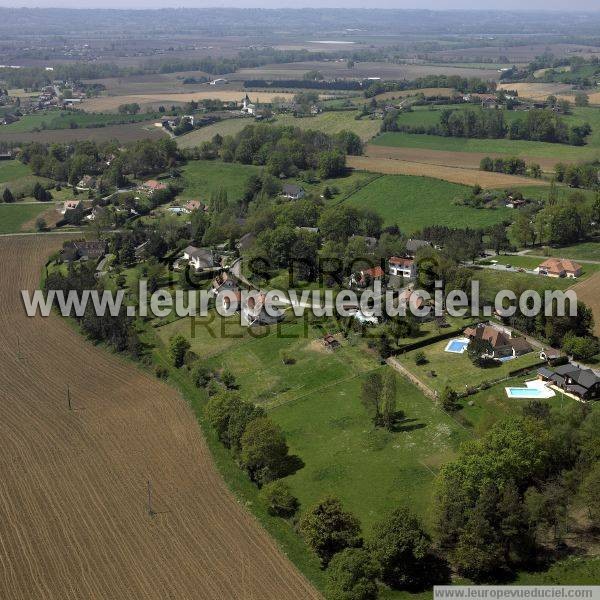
[
  {"left": 446, "top": 340, "right": 468, "bottom": 353},
  {"left": 507, "top": 387, "right": 545, "bottom": 398}
]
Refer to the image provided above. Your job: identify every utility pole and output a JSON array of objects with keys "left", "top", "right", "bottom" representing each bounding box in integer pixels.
[
  {"left": 67, "top": 385, "right": 72, "bottom": 411},
  {"left": 147, "top": 480, "right": 154, "bottom": 517}
]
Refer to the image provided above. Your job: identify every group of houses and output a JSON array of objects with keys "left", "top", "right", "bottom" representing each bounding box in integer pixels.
[{"left": 351, "top": 238, "right": 430, "bottom": 288}]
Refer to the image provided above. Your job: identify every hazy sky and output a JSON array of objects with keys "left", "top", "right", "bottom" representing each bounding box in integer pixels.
[{"left": 1, "top": 1, "right": 600, "bottom": 9}]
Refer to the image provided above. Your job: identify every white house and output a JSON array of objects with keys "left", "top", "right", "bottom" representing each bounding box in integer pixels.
[{"left": 388, "top": 256, "right": 417, "bottom": 279}]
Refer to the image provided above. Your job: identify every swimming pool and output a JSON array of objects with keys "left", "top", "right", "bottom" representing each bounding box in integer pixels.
[
  {"left": 505, "top": 380, "right": 556, "bottom": 399},
  {"left": 445, "top": 338, "right": 469, "bottom": 354}
]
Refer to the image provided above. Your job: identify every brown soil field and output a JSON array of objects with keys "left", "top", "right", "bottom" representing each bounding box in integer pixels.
[
  {"left": 571, "top": 272, "right": 600, "bottom": 336},
  {"left": 347, "top": 155, "right": 549, "bottom": 188},
  {"left": 0, "top": 121, "right": 167, "bottom": 144},
  {"left": 497, "top": 82, "right": 575, "bottom": 102},
  {"left": 364, "top": 144, "right": 561, "bottom": 172},
  {"left": 80, "top": 92, "right": 295, "bottom": 113},
  {"left": 0, "top": 235, "right": 320, "bottom": 600},
  {"left": 231, "top": 61, "right": 500, "bottom": 82}
]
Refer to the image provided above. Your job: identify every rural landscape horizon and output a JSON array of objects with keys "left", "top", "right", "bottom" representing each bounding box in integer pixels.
[{"left": 1, "top": 6, "right": 600, "bottom": 600}]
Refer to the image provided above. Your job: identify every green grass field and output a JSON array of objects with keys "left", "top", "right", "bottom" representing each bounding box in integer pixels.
[
  {"left": 1, "top": 110, "right": 154, "bottom": 133},
  {"left": 525, "top": 242, "right": 600, "bottom": 262},
  {"left": 177, "top": 110, "right": 381, "bottom": 150},
  {"left": 398, "top": 338, "right": 543, "bottom": 395},
  {"left": 178, "top": 160, "right": 261, "bottom": 201},
  {"left": 0, "top": 160, "right": 29, "bottom": 183},
  {"left": 157, "top": 312, "right": 468, "bottom": 535},
  {"left": 272, "top": 371, "right": 469, "bottom": 533},
  {"left": 0, "top": 203, "right": 51, "bottom": 233},
  {"left": 372, "top": 131, "right": 598, "bottom": 161},
  {"left": 275, "top": 111, "right": 381, "bottom": 142},
  {"left": 373, "top": 105, "right": 600, "bottom": 162},
  {"left": 342, "top": 174, "right": 510, "bottom": 232}
]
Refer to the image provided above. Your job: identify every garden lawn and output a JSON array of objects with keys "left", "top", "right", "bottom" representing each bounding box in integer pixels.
[
  {"left": 398, "top": 338, "right": 543, "bottom": 395},
  {"left": 456, "top": 375, "right": 577, "bottom": 435},
  {"left": 271, "top": 369, "right": 470, "bottom": 533},
  {"left": 342, "top": 174, "right": 511, "bottom": 231},
  {"left": 0, "top": 203, "right": 51, "bottom": 233}
]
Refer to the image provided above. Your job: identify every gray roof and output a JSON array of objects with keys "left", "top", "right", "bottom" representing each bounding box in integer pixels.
[
  {"left": 406, "top": 239, "right": 431, "bottom": 254},
  {"left": 282, "top": 184, "right": 303, "bottom": 195},
  {"left": 549, "top": 364, "right": 600, "bottom": 390}
]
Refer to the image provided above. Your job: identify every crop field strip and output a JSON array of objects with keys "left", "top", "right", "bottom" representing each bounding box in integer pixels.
[
  {"left": 347, "top": 155, "right": 548, "bottom": 188},
  {"left": 0, "top": 235, "right": 319, "bottom": 600}
]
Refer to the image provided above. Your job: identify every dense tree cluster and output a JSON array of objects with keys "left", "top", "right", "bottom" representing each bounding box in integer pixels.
[
  {"left": 44, "top": 260, "right": 141, "bottom": 356},
  {"left": 218, "top": 124, "right": 357, "bottom": 178},
  {"left": 430, "top": 108, "right": 590, "bottom": 146},
  {"left": 18, "top": 137, "right": 178, "bottom": 188},
  {"left": 436, "top": 409, "right": 600, "bottom": 582}
]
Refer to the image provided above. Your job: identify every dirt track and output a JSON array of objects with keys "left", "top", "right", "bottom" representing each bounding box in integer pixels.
[{"left": 0, "top": 235, "right": 320, "bottom": 599}]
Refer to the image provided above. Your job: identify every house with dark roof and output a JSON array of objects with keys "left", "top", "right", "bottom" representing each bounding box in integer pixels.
[
  {"left": 61, "top": 240, "right": 107, "bottom": 263},
  {"left": 537, "top": 364, "right": 600, "bottom": 399},
  {"left": 463, "top": 323, "right": 532, "bottom": 358},
  {"left": 281, "top": 184, "right": 305, "bottom": 200},
  {"left": 405, "top": 238, "right": 431, "bottom": 256},
  {"left": 182, "top": 245, "right": 215, "bottom": 271}
]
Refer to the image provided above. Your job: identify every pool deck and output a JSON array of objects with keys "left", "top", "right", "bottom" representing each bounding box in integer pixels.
[{"left": 505, "top": 379, "right": 556, "bottom": 399}]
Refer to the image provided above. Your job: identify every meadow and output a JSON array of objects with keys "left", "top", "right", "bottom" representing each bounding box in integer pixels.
[
  {"left": 372, "top": 105, "right": 600, "bottom": 163},
  {"left": 341, "top": 174, "right": 511, "bottom": 231},
  {"left": 372, "top": 131, "right": 598, "bottom": 162},
  {"left": 0, "top": 203, "right": 52, "bottom": 233},
  {"left": 177, "top": 110, "right": 381, "bottom": 149},
  {"left": 0, "top": 110, "right": 155, "bottom": 133},
  {"left": 0, "top": 160, "right": 29, "bottom": 183},
  {"left": 156, "top": 313, "right": 469, "bottom": 536}
]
